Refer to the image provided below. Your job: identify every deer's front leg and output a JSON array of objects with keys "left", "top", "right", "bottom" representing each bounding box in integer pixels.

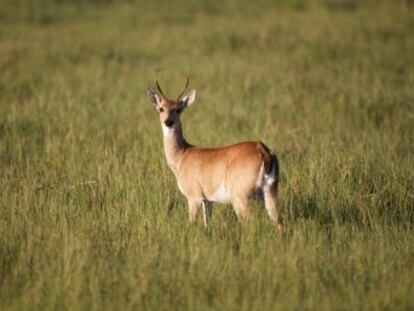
[
  {"left": 188, "top": 199, "right": 200, "bottom": 224},
  {"left": 202, "top": 200, "right": 213, "bottom": 227}
]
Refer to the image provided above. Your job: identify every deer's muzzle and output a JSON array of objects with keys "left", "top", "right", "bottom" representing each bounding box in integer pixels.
[{"left": 164, "top": 119, "right": 174, "bottom": 128}]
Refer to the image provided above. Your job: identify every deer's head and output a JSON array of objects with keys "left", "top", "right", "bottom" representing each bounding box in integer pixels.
[{"left": 147, "top": 78, "right": 196, "bottom": 136}]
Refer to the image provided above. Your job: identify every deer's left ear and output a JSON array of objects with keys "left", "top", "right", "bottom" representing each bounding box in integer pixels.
[{"left": 179, "top": 89, "right": 196, "bottom": 109}]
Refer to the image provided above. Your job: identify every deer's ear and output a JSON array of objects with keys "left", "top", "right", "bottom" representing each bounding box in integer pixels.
[
  {"left": 179, "top": 89, "right": 196, "bottom": 110},
  {"left": 147, "top": 88, "right": 162, "bottom": 108}
]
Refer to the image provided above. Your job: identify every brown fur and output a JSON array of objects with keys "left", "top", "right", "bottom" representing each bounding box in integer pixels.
[{"left": 147, "top": 87, "right": 284, "bottom": 232}]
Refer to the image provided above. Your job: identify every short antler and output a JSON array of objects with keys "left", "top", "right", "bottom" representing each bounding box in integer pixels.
[
  {"left": 176, "top": 78, "right": 190, "bottom": 102},
  {"left": 155, "top": 79, "right": 166, "bottom": 98}
]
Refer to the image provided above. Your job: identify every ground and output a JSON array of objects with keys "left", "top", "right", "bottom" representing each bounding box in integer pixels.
[{"left": 0, "top": 0, "right": 413, "bottom": 310}]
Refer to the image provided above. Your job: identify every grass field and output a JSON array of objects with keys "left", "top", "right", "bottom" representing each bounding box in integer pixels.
[{"left": 1, "top": 0, "right": 414, "bottom": 310}]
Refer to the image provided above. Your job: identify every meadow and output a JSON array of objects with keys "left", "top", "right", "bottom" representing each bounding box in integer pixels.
[{"left": 0, "top": 0, "right": 413, "bottom": 310}]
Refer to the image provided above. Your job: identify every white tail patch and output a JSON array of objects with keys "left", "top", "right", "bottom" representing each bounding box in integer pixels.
[
  {"left": 256, "top": 161, "right": 276, "bottom": 190},
  {"left": 264, "top": 160, "right": 276, "bottom": 188},
  {"left": 207, "top": 184, "right": 231, "bottom": 204}
]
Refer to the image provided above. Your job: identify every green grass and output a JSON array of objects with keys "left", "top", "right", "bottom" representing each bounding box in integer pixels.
[{"left": 1, "top": 0, "right": 413, "bottom": 310}]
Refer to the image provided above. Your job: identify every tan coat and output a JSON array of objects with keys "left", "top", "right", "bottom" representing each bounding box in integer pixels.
[{"left": 147, "top": 81, "right": 284, "bottom": 232}]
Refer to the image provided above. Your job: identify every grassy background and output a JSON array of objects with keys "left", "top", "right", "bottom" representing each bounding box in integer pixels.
[{"left": 1, "top": 0, "right": 413, "bottom": 310}]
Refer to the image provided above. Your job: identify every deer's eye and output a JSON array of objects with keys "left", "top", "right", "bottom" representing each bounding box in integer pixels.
[{"left": 158, "top": 107, "right": 164, "bottom": 113}]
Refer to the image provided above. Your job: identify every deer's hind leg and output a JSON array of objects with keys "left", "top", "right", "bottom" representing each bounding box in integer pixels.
[
  {"left": 263, "top": 183, "right": 284, "bottom": 232},
  {"left": 230, "top": 194, "right": 250, "bottom": 222}
]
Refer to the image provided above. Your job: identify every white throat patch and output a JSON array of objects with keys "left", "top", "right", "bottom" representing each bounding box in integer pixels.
[{"left": 162, "top": 124, "right": 173, "bottom": 137}]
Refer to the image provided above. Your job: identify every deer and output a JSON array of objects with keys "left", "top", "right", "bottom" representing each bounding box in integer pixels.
[{"left": 147, "top": 78, "right": 284, "bottom": 232}]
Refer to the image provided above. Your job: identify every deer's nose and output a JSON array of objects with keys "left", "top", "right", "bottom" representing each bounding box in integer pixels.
[{"left": 164, "top": 119, "right": 174, "bottom": 128}]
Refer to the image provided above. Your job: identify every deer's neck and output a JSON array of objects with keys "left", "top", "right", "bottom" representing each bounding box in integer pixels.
[{"left": 163, "top": 123, "right": 189, "bottom": 172}]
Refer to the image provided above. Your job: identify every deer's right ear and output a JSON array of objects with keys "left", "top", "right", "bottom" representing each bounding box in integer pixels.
[
  {"left": 178, "top": 89, "right": 196, "bottom": 110},
  {"left": 147, "top": 88, "right": 162, "bottom": 108}
]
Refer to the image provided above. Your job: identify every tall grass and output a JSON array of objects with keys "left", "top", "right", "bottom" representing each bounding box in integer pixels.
[{"left": 0, "top": 0, "right": 413, "bottom": 310}]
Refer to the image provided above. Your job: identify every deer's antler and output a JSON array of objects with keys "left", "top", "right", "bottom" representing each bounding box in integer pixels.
[
  {"left": 155, "top": 79, "right": 166, "bottom": 98},
  {"left": 176, "top": 77, "right": 190, "bottom": 102}
]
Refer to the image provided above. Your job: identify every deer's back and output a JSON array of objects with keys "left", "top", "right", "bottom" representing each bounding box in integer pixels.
[{"left": 176, "top": 141, "right": 274, "bottom": 201}]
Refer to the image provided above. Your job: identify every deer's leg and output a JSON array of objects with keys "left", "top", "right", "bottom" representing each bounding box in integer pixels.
[
  {"left": 263, "top": 184, "right": 284, "bottom": 232},
  {"left": 188, "top": 199, "right": 200, "bottom": 224},
  {"left": 231, "top": 194, "right": 250, "bottom": 222},
  {"left": 202, "top": 200, "right": 213, "bottom": 227}
]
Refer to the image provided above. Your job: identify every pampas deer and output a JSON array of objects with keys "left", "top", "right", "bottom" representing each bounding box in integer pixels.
[{"left": 147, "top": 78, "right": 284, "bottom": 232}]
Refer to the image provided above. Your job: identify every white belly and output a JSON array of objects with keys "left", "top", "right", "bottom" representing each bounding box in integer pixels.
[
  {"left": 177, "top": 180, "right": 185, "bottom": 194},
  {"left": 207, "top": 184, "right": 231, "bottom": 204}
]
